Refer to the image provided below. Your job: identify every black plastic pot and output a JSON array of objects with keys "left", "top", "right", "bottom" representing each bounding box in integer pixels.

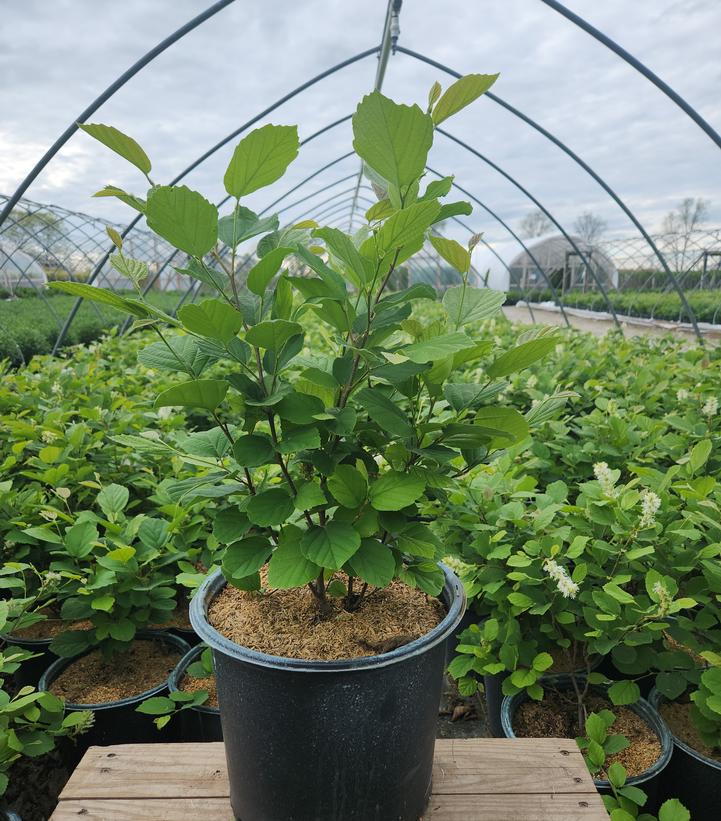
[
  {"left": 191, "top": 564, "right": 465, "bottom": 821},
  {"left": 501, "top": 675, "right": 672, "bottom": 810},
  {"left": 168, "top": 644, "right": 222, "bottom": 742},
  {"left": 1, "top": 633, "right": 52, "bottom": 689},
  {"left": 484, "top": 656, "right": 603, "bottom": 739},
  {"left": 0, "top": 809, "right": 22, "bottom": 821},
  {"left": 168, "top": 626, "right": 201, "bottom": 647},
  {"left": 649, "top": 687, "right": 721, "bottom": 818},
  {"left": 38, "top": 630, "right": 189, "bottom": 751}
]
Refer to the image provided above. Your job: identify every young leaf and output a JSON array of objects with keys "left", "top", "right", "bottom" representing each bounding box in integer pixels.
[
  {"left": 352, "top": 90, "right": 433, "bottom": 192},
  {"left": 245, "top": 320, "right": 303, "bottom": 352},
  {"left": 369, "top": 471, "right": 425, "bottom": 511},
  {"left": 376, "top": 200, "right": 441, "bottom": 255},
  {"left": 429, "top": 235, "right": 470, "bottom": 273},
  {"left": 658, "top": 799, "right": 691, "bottom": 821},
  {"left": 300, "top": 522, "right": 361, "bottom": 569},
  {"left": 431, "top": 73, "right": 499, "bottom": 124},
  {"left": 49, "top": 281, "right": 149, "bottom": 317},
  {"left": 224, "top": 124, "right": 300, "bottom": 198},
  {"left": 442, "top": 287, "right": 506, "bottom": 327},
  {"left": 97, "top": 483, "right": 129, "bottom": 519},
  {"left": 246, "top": 489, "right": 294, "bottom": 527},
  {"left": 154, "top": 379, "right": 228, "bottom": 411},
  {"left": 178, "top": 299, "right": 243, "bottom": 343},
  {"left": 146, "top": 185, "right": 218, "bottom": 258},
  {"left": 346, "top": 539, "right": 395, "bottom": 587},
  {"left": 327, "top": 465, "right": 367, "bottom": 508},
  {"left": 78, "top": 123, "right": 151, "bottom": 175},
  {"left": 246, "top": 247, "right": 293, "bottom": 295}
]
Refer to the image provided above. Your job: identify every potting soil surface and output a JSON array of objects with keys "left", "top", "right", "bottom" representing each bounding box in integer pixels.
[
  {"left": 50, "top": 640, "right": 182, "bottom": 704},
  {"left": 660, "top": 700, "right": 721, "bottom": 762},
  {"left": 513, "top": 692, "right": 661, "bottom": 779},
  {"left": 209, "top": 574, "right": 445, "bottom": 660},
  {"left": 180, "top": 672, "right": 218, "bottom": 708}
]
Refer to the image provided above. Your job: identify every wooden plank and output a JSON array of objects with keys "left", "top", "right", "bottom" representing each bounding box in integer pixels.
[
  {"left": 50, "top": 798, "right": 235, "bottom": 821},
  {"left": 424, "top": 794, "right": 608, "bottom": 820},
  {"left": 60, "top": 739, "right": 596, "bottom": 800}
]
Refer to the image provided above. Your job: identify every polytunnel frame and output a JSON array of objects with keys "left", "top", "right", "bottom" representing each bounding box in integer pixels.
[{"left": 0, "top": 0, "right": 717, "bottom": 346}]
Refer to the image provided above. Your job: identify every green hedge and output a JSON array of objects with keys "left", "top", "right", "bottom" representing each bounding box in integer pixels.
[
  {"left": 0, "top": 292, "right": 182, "bottom": 366},
  {"left": 506, "top": 288, "right": 721, "bottom": 324}
]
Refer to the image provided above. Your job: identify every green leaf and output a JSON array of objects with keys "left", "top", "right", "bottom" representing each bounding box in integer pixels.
[
  {"left": 658, "top": 799, "right": 691, "bottom": 821},
  {"left": 300, "top": 522, "right": 361, "bottom": 569},
  {"left": 97, "top": 483, "right": 129, "bottom": 518},
  {"left": 218, "top": 206, "right": 279, "bottom": 248},
  {"left": 346, "top": 539, "right": 395, "bottom": 587},
  {"left": 109, "top": 253, "right": 148, "bottom": 288},
  {"left": 312, "top": 227, "right": 371, "bottom": 287},
  {"left": 442, "top": 287, "right": 506, "bottom": 327},
  {"left": 474, "top": 407, "right": 529, "bottom": 445},
  {"left": 608, "top": 680, "right": 641, "bottom": 706},
  {"left": 688, "top": 439, "right": 712, "bottom": 474},
  {"left": 138, "top": 336, "right": 211, "bottom": 377},
  {"left": 246, "top": 247, "right": 293, "bottom": 295},
  {"left": 246, "top": 489, "right": 294, "bottom": 527},
  {"left": 376, "top": 200, "right": 441, "bottom": 256},
  {"left": 64, "top": 520, "right": 98, "bottom": 559},
  {"left": 178, "top": 299, "right": 243, "bottom": 343},
  {"left": 233, "top": 434, "right": 275, "bottom": 467},
  {"left": 352, "top": 90, "right": 433, "bottom": 192},
  {"left": 369, "top": 471, "right": 425, "bottom": 511},
  {"left": 532, "top": 652, "right": 553, "bottom": 673},
  {"left": 91, "top": 594, "right": 115, "bottom": 612},
  {"left": 294, "top": 481, "right": 326, "bottom": 511},
  {"left": 79, "top": 122, "right": 151, "bottom": 174},
  {"left": 655, "top": 672, "right": 688, "bottom": 701},
  {"left": 355, "top": 388, "right": 414, "bottom": 439},
  {"left": 245, "top": 319, "right": 303, "bottom": 352},
  {"left": 222, "top": 536, "right": 272, "bottom": 580},
  {"left": 276, "top": 426, "right": 320, "bottom": 454},
  {"left": 48, "top": 281, "right": 148, "bottom": 317},
  {"left": 213, "top": 508, "right": 250, "bottom": 544},
  {"left": 402, "top": 332, "right": 475, "bottom": 363},
  {"left": 431, "top": 73, "right": 499, "bottom": 124},
  {"left": 396, "top": 523, "right": 440, "bottom": 558},
  {"left": 49, "top": 629, "right": 94, "bottom": 658},
  {"left": 327, "top": 465, "right": 367, "bottom": 508},
  {"left": 267, "top": 527, "right": 321, "bottom": 588},
  {"left": 429, "top": 235, "right": 470, "bottom": 273},
  {"left": 487, "top": 336, "right": 558, "bottom": 378},
  {"left": 93, "top": 184, "right": 146, "bottom": 212},
  {"left": 154, "top": 379, "right": 228, "bottom": 411},
  {"left": 136, "top": 696, "right": 175, "bottom": 715},
  {"left": 224, "top": 124, "right": 299, "bottom": 198},
  {"left": 146, "top": 185, "right": 218, "bottom": 258}
]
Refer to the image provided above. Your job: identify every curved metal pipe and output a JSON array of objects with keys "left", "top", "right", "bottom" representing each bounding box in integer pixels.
[
  {"left": 53, "top": 48, "right": 379, "bottom": 352},
  {"left": 0, "top": 0, "right": 236, "bottom": 232},
  {"left": 540, "top": 0, "right": 721, "bottom": 151},
  {"left": 396, "top": 46, "right": 701, "bottom": 337},
  {"left": 437, "top": 126, "right": 620, "bottom": 327}
]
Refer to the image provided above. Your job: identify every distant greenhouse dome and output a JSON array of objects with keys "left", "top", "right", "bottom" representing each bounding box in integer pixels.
[
  {"left": 509, "top": 235, "right": 619, "bottom": 293},
  {"left": 0, "top": 240, "right": 48, "bottom": 294}
]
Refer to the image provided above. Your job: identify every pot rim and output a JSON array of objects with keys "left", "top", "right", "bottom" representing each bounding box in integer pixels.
[
  {"left": 168, "top": 644, "right": 219, "bottom": 716},
  {"left": 190, "top": 562, "right": 466, "bottom": 673},
  {"left": 37, "top": 629, "right": 190, "bottom": 711},
  {"left": 649, "top": 686, "right": 721, "bottom": 771},
  {"left": 500, "top": 673, "right": 673, "bottom": 788}
]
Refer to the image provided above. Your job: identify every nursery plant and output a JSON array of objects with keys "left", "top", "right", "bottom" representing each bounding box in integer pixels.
[{"left": 48, "top": 73, "right": 567, "bottom": 820}]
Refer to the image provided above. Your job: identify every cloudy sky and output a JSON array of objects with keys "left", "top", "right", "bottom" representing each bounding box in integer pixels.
[{"left": 2, "top": 0, "right": 720, "bottom": 264}]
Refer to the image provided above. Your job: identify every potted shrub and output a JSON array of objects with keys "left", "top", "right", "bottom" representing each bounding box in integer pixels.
[
  {"left": 52, "top": 73, "right": 560, "bottom": 819},
  {"left": 34, "top": 483, "right": 190, "bottom": 747},
  {"left": 450, "top": 461, "right": 698, "bottom": 801},
  {"left": 0, "top": 605, "right": 93, "bottom": 821}
]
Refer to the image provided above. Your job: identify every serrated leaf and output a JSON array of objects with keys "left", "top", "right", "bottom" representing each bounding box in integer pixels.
[
  {"left": 432, "top": 73, "right": 499, "bottom": 124},
  {"left": 146, "top": 185, "right": 218, "bottom": 258},
  {"left": 300, "top": 522, "right": 361, "bottom": 569},
  {"left": 369, "top": 471, "right": 425, "bottom": 511},
  {"left": 178, "top": 299, "right": 243, "bottom": 344},
  {"left": 154, "top": 379, "right": 228, "bottom": 411},
  {"left": 246, "top": 489, "right": 294, "bottom": 527},
  {"left": 79, "top": 122, "right": 151, "bottom": 174},
  {"left": 267, "top": 527, "right": 320, "bottom": 588},
  {"left": 327, "top": 465, "right": 367, "bottom": 508},
  {"left": 222, "top": 536, "right": 272, "bottom": 580},
  {"left": 346, "top": 539, "right": 395, "bottom": 587},
  {"left": 429, "top": 234, "right": 470, "bottom": 273},
  {"left": 442, "top": 286, "right": 506, "bottom": 327},
  {"left": 246, "top": 246, "right": 293, "bottom": 295},
  {"left": 245, "top": 319, "right": 303, "bottom": 352},
  {"left": 224, "top": 124, "right": 300, "bottom": 198}
]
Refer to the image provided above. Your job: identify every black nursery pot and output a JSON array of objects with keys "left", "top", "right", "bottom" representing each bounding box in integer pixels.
[
  {"left": 168, "top": 644, "right": 222, "bottom": 742},
  {"left": 190, "top": 564, "right": 466, "bottom": 821},
  {"left": 501, "top": 675, "right": 672, "bottom": 809},
  {"left": 649, "top": 687, "right": 721, "bottom": 818},
  {"left": 2, "top": 634, "right": 52, "bottom": 689},
  {"left": 38, "top": 630, "right": 190, "bottom": 751}
]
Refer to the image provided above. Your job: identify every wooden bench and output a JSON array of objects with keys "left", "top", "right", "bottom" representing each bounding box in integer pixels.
[{"left": 50, "top": 738, "right": 607, "bottom": 820}]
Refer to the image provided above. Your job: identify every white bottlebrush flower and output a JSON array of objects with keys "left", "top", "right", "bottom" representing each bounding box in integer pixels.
[
  {"left": 44, "top": 571, "right": 63, "bottom": 583},
  {"left": 526, "top": 374, "right": 538, "bottom": 390},
  {"left": 701, "top": 396, "right": 718, "bottom": 418},
  {"left": 543, "top": 558, "right": 580, "bottom": 599},
  {"left": 653, "top": 580, "right": 671, "bottom": 616},
  {"left": 639, "top": 489, "right": 661, "bottom": 529},
  {"left": 41, "top": 430, "right": 57, "bottom": 443},
  {"left": 51, "top": 382, "right": 62, "bottom": 395},
  {"left": 676, "top": 389, "right": 689, "bottom": 401},
  {"left": 593, "top": 461, "right": 617, "bottom": 498},
  {"left": 39, "top": 509, "right": 58, "bottom": 521},
  {"left": 54, "top": 487, "right": 71, "bottom": 500}
]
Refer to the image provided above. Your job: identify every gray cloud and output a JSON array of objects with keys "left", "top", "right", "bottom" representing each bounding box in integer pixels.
[{"left": 1, "top": 0, "right": 720, "bottom": 257}]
